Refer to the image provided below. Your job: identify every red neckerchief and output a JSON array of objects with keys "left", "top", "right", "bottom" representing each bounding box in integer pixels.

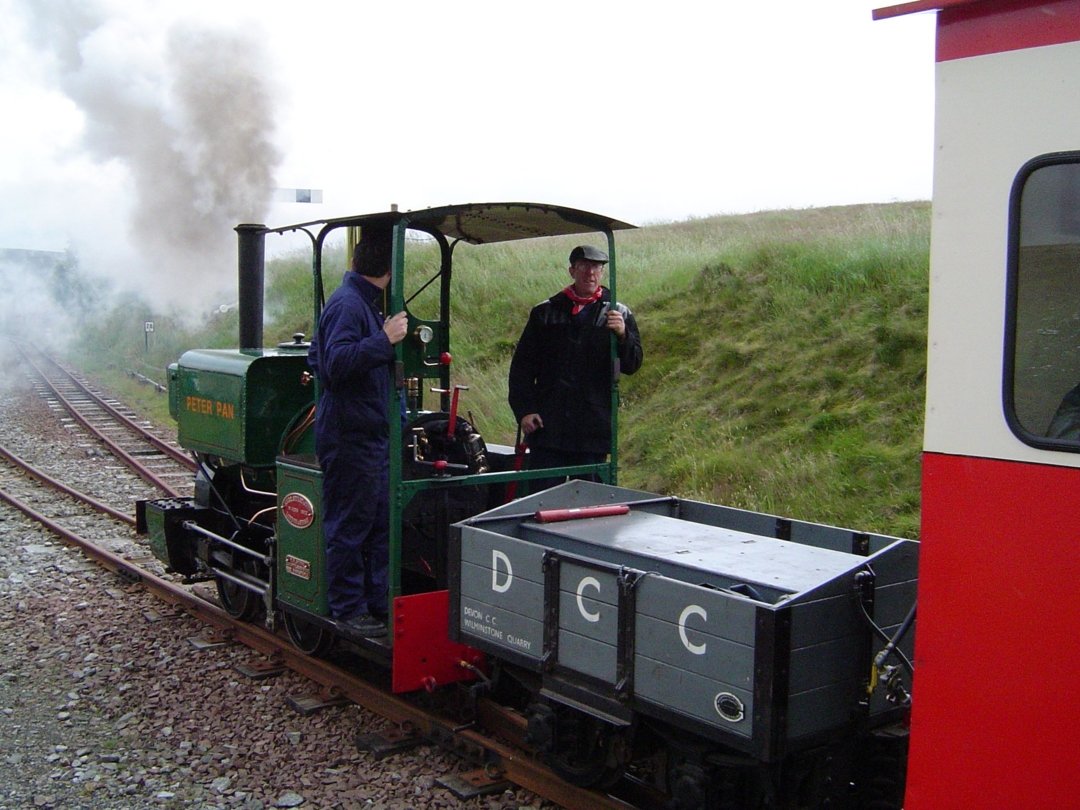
[{"left": 562, "top": 285, "right": 603, "bottom": 315}]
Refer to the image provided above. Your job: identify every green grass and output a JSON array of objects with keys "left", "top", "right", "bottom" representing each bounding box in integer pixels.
[
  {"left": 69, "top": 201, "right": 929, "bottom": 539},
  {"left": 614, "top": 204, "right": 928, "bottom": 537}
]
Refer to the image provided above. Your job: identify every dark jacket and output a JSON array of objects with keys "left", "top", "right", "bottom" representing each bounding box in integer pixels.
[
  {"left": 508, "top": 287, "right": 642, "bottom": 455},
  {"left": 307, "top": 272, "right": 395, "bottom": 448}
]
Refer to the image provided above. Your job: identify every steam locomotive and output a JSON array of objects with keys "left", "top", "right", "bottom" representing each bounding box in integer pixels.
[{"left": 137, "top": 202, "right": 916, "bottom": 808}]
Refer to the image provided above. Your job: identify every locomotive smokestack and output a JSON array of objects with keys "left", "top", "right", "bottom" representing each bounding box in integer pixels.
[{"left": 236, "top": 223, "right": 266, "bottom": 352}]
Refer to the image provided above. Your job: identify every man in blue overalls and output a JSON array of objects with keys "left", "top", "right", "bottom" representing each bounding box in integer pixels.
[{"left": 307, "top": 222, "right": 408, "bottom": 638}]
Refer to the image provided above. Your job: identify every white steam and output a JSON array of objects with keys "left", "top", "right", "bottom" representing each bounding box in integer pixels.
[
  {"left": 0, "top": 251, "right": 78, "bottom": 365},
  {"left": 16, "top": 0, "right": 281, "bottom": 310}
]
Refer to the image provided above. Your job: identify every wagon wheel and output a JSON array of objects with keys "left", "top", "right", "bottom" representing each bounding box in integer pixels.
[
  {"left": 283, "top": 610, "right": 335, "bottom": 657},
  {"left": 545, "top": 710, "right": 627, "bottom": 789},
  {"left": 854, "top": 730, "right": 908, "bottom": 810}
]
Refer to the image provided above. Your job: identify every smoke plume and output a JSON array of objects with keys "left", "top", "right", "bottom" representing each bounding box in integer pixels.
[{"left": 18, "top": 0, "right": 282, "bottom": 309}]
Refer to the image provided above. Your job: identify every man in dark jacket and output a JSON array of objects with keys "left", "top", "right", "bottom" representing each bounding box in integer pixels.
[
  {"left": 307, "top": 223, "right": 408, "bottom": 638},
  {"left": 508, "top": 245, "right": 643, "bottom": 491}
]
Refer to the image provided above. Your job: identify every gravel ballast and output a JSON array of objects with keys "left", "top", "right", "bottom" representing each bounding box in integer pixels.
[{"left": 0, "top": 364, "right": 550, "bottom": 810}]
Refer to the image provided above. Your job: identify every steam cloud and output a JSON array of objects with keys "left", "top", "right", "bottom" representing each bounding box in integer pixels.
[{"left": 18, "top": 0, "right": 282, "bottom": 308}]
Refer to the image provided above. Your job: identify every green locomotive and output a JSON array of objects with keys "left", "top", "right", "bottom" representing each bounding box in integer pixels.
[{"left": 137, "top": 202, "right": 635, "bottom": 690}]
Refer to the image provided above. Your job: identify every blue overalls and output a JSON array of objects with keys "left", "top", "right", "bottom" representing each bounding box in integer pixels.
[{"left": 307, "top": 272, "right": 394, "bottom": 621}]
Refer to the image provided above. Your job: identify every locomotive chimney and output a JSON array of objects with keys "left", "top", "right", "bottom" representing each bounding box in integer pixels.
[{"left": 235, "top": 223, "right": 266, "bottom": 352}]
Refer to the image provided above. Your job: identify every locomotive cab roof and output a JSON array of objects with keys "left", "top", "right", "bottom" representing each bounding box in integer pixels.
[{"left": 270, "top": 201, "right": 636, "bottom": 246}]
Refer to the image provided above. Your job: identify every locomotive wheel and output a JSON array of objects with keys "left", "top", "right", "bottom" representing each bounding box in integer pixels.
[
  {"left": 283, "top": 611, "right": 335, "bottom": 657},
  {"left": 214, "top": 558, "right": 263, "bottom": 621},
  {"left": 215, "top": 574, "right": 259, "bottom": 621},
  {"left": 543, "top": 710, "right": 627, "bottom": 789}
]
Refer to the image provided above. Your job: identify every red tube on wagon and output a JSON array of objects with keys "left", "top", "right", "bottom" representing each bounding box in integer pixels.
[{"left": 533, "top": 504, "right": 630, "bottom": 523}]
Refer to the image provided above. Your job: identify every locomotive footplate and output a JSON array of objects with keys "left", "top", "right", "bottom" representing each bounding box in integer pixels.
[{"left": 279, "top": 602, "right": 393, "bottom": 656}]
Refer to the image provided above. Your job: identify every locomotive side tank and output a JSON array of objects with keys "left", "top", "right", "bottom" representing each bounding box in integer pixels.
[{"left": 168, "top": 348, "right": 313, "bottom": 466}]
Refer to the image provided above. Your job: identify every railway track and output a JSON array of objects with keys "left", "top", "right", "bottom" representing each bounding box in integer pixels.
[
  {"left": 16, "top": 345, "right": 193, "bottom": 498},
  {"left": 0, "top": 356, "right": 651, "bottom": 810}
]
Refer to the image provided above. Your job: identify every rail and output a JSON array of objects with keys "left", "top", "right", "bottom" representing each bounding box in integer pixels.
[
  {"left": 0, "top": 442, "right": 642, "bottom": 810},
  {"left": 17, "top": 346, "right": 193, "bottom": 496}
]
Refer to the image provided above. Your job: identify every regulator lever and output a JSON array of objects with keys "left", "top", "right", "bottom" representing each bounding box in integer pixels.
[{"left": 431, "top": 384, "right": 470, "bottom": 437}]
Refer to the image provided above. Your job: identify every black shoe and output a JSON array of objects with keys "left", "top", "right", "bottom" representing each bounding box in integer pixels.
[{"left": 340, "top": 613, "right": 387, "bottom": 639}]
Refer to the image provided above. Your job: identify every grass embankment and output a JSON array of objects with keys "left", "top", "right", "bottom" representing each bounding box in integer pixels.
[{"left": 73, "top": 202, "right": 929, "bottom": 539}]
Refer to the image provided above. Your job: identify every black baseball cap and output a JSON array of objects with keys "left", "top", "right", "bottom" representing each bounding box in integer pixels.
[{"left": 569, "top": 245, "right": 608, "bottom": 264}]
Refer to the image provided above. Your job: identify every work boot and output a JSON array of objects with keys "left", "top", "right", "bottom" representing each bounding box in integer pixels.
[{"left": 340, "top": 613, "right": 387, "bottom": 639}]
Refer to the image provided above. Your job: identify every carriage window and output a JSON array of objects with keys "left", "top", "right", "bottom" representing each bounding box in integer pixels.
[{"left": 1006, "top": 154, "right": 1080, "bottom": 448}]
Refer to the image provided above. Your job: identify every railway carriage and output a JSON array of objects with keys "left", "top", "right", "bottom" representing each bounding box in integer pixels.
[
  {"left": 873, "top": 1, "right": 1080, "bottom": 807},
  {"left": 451, "top": 482, "right": 916, "bottom": 803}
]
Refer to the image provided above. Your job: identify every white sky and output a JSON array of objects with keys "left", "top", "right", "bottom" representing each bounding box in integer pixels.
[{"left": 0, "top": 0, "right": 936, "bottom": 298}]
